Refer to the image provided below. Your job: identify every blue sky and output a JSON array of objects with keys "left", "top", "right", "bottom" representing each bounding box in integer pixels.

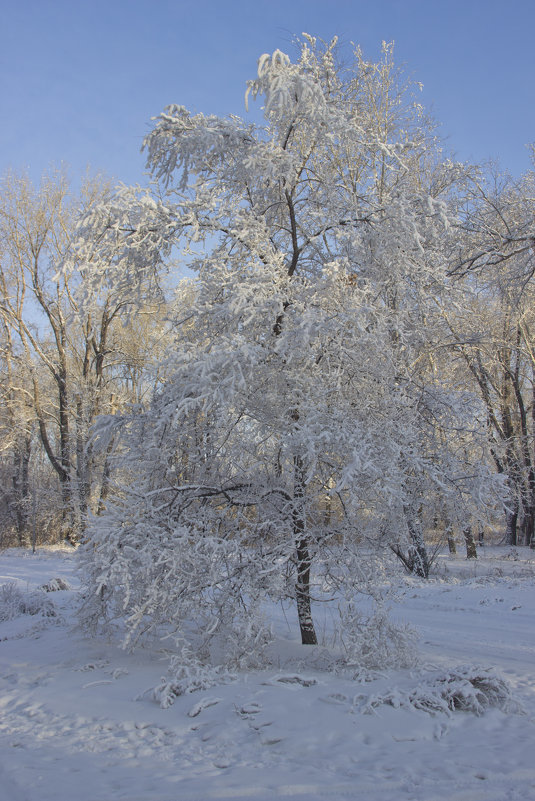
[{"left": 1, "top": 0, "right": 534, "bottom": 188}]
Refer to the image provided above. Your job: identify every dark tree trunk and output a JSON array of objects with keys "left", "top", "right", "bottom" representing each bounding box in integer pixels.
[
  {"left": 531, "top": 379, "right": 535, "bottom": 549},
  {"left": 463, "top": 526, "right": 478, "bottom": 559},
  {"left": 404, "top": 503, "right": 430, "bottom": 578},
  {"left": 293, "top": 455, "right": 317, "bottom": 645},
  {"left": 75, "top": 395, "right": 91, "bottom": 533},
  {"left": 96, "top": 438, "right": 115, "bottom": 516},
  {"left": 505, "top": 503, "right": 518, "bottom": 546},
  {"left": 12, "top": 431, "right": 32, "bottom": 547},
  {"left": 58, "top": 376, "right": 78, "bottom": 545},
  {"left": 447, "top": 529, "right": 457, "bottom": 555},
  {"left": 295, "top": 537, "right": 317, "bottom": 645},
  {"left": 520, "top": 502, "right": 535, "bottom": 547}
]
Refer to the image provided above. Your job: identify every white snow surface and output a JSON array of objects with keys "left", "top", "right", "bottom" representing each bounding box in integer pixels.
[{"left": 0, "top": 545, "right": 534, "bottom": 801}]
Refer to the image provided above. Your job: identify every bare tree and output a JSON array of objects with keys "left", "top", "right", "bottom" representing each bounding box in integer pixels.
[{"left": 0, "top": 169, "right": 170, "bottom": 543}]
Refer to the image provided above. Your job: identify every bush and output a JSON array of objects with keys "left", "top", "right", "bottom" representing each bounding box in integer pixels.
[
  {"left": 358, "top": 665, "right": 523, "bottom": 716},
  {"left": 340, "top": 602, "right": 419, "bottom": 670},
  {"left": 0, "top": 582, "right": 57, "bottom": 621}
]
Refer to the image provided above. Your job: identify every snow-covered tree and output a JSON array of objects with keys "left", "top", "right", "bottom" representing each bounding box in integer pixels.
[
  {"left": 444, "top": 165, "right": 535, "bottom": 546},
  {"left": 79, "top": 37, "right": 498, "bottom": 667},
  {"left": 0, "top": 170, "right": 172, "bottom": 544}
]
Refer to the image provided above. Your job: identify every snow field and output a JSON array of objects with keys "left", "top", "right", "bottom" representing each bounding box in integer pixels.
[{"left": 0, "top": 546, "right": 534, "bottom": 801}]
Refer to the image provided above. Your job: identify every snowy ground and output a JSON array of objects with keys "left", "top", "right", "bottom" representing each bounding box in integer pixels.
[{"left": 0, "top": 545, "right": 534, "bottom": 801}]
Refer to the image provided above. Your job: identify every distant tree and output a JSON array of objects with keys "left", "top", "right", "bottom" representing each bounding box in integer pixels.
[
  {"left": 0, "top": 317, "right": 33, "bottom": 546},
  {"left": 0, "top": 169, "right": 170, "bottom": 543},
  {"left": 445, "top": 165, "right": 535, "bottom": 546}
]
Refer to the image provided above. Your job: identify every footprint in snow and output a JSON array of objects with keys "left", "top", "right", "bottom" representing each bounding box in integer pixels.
[
  {"left": 75, "top": 660, "right": 110, "bottom": 672},
  {"left": 319, "top": 693, "right": 349, "bottom": 706},
  {"left": 236, "top": 702, "right": 262, "bottom": 718}
]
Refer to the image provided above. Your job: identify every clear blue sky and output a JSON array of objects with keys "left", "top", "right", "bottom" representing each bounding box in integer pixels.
[{"left": 1, "top": 0, "right": 534, "bottom": 188}]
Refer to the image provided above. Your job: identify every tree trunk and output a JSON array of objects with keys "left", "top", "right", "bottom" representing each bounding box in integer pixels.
[
  {"left": 96, "top": 437, "right": 115, "bottom": 516},
  {"left": 446, "top": 528, "right": 457, "bottom": 555},
  {"left": 463, "top": 526, "right": 478, "bottom": 559},
  {"left": 75, "top": 395, "right": 92, "bottom": 532},
  {"left": 531, "top": 378, "right": 535, "bottom": 549},
  {"left": 295, "top": 537, "right": 317, "bottom": 645},
  {"left": 12, "top": 431, "right": 32, "bottom": 547},
  {"left": 520, "top": 501, "right": 535, "bottom": 547},
  {"left": 505, "top": 502, "right": 518, "bottom": 546},
  {"left": 293, "top": 455, "right": 317, "bottom": 645},
  {"left": 57, "top": 376, "right": 79, "bottom": 545},
  {"left": 404, "top": 503, "right": 430, "bottom": 578}
]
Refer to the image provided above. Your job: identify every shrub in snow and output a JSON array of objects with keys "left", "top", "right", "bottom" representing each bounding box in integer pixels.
[
  {"left": 152, "top": 645, "right": 236, "bottom": 709},
  {"left": 340, "top": 601, "right": 419, "bottom": 670},
  {"left": 0, "top": 582, "right": 57, "bottom": 621},
  {"left": 219, "top": 609, "right": 274, "bottom": 671},
  {"left": 40, "top": 577, "right": 72, "bottom": 592},
  {"left": 431, "top": 666, "right": 523, "bottom": 715},
  {"left": 359, "top": 665, "right": 523, "bottom": 716},
  {"left": 0, "top": 582, "right": 25, "bottom": 621},
  {"left": 78, "top": 517, "right": 274, "bottom": 691}
]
